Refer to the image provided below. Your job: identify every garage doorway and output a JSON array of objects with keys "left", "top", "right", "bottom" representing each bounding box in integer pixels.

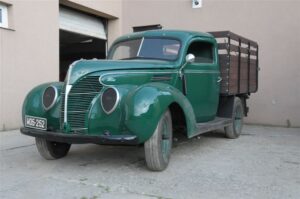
[{"left": 59, "top": 6, "right": 107, "bottom": 81}]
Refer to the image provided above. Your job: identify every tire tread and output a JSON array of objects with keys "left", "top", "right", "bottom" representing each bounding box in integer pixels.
[
  {"left": 145, "top": 110, "right": 172, "bottom": 171},
  {"left": 35, "top": 138, "right": 71, "bottom": 160},
  {"left": 225, "top": 97, "right": 244, "bottom": 139}
]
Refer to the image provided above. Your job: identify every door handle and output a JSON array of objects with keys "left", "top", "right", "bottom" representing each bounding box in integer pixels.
[{"left": 217, "top": 77, "right": 222, "bottom": 83}]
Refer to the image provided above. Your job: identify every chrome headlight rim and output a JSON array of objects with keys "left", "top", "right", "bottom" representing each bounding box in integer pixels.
[
  {"left": 101, "top": 87, "right": 120, "bottom": 114},
  {"left": 42, "top": 85, "right": 58, "bottom": 111}
]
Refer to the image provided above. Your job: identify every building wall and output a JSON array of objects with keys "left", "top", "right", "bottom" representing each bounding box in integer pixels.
[
  {"left": 0, "top": 0, "right": 59, "bottom": 131},
  {"left": 0, "top": 0, "right": 122, "bottom": 131},
  {"left": 122, "top": 0, "right": 300, "bottom": 127}
]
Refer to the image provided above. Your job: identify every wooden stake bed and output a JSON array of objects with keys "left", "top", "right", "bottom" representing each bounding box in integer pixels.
[{"left": 209, "top": 31, "right": 259, "bottom": 95}]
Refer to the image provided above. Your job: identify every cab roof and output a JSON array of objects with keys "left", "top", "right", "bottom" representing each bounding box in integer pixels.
[{"left": 113, "top": 29, "right": 214, "bottom": 44}]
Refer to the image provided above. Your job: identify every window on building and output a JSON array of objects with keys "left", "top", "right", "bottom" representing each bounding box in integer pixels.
[{"left": 0, "top": 3, "right": 8, "bottom": 28}]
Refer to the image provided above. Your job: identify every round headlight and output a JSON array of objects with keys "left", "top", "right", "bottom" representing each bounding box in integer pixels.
[
  {"left": 101, "top": 87, "right": 119, "bottom": 114},
  {"left": 43, "top": 86, "right": 57, "bottom": 110}
]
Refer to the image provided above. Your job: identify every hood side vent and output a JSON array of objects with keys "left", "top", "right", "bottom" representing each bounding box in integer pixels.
[{"left": 151, "top": 74, "right": 172, "bottom": 82}]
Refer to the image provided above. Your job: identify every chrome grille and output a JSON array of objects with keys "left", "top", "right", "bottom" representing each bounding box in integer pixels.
[{"left": 60, "top": 76, "right": 102, "bottom": 132}]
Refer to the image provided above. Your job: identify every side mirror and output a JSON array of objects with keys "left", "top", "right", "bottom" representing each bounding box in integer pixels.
[
  {"left": 186, "top": 54, "right": 195, "bottom": 63},
  {"left": 179, "top": 54, "right": 195, "bottom": 78}
]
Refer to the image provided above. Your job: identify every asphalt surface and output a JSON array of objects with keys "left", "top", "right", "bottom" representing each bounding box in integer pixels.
[{"left": 0, "top": 125, "right": 299, "bottom": 199}]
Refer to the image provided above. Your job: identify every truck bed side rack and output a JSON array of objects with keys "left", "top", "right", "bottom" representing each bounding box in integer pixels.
[{"left": 209, "top": 31, "right": 259, "bottom": 95}]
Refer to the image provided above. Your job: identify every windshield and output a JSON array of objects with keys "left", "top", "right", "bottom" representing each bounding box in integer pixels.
[{"left": 108, "top": 37, "right": 181, "bottom": 61}]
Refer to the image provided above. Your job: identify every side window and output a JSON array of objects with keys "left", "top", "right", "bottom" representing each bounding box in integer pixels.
[{"left": 187, "top": 41, "right": 214, "bottom": 64}]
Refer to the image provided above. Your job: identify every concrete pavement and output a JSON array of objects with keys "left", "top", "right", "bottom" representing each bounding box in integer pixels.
[{"left": 0, "top": 125, "right": 300, "bottom": 199}]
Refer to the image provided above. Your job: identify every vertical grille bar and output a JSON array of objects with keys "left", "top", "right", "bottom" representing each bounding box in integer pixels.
[{"left": 60, "top": 91, "right": 65, "bottom": 130}]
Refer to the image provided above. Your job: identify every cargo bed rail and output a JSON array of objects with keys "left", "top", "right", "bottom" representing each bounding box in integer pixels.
[{"left": 209, "top": 31, "right": 259, "bottom": 95}]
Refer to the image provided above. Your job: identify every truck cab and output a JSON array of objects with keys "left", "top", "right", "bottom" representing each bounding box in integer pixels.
[{"left": 21, "top": 30, "right": 258, "bottom": 171}]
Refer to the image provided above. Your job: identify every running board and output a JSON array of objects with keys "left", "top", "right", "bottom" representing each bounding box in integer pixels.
[{"left": 190, "top": 117, "right": 232, "bottom": 138}]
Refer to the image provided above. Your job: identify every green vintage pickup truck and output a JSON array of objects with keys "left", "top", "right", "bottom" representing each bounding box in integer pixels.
[{"left": 21, "top": 30, "right": 258, "bottom": 171}]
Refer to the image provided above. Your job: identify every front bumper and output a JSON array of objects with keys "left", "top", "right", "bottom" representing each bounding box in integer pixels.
[{"left": 20, "top": 127, "right": 139, "bottom": 145}]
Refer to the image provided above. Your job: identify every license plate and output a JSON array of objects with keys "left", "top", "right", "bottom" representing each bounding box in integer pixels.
[{"left": 25, "top": 115, "right": 47, "bottom": 130}]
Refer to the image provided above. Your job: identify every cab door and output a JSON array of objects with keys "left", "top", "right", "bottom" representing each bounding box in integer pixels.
[{"left": 183, "top": 38, "right": 220, "bottom": 122}]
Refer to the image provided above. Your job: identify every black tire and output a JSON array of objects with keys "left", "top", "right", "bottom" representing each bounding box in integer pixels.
[
  {"left": 225, "top": 97, "right": 244, "bottom": 139},
  {"left": 35, "top": 138, "right": 71, "bottom": 160},
  {"left": 144, "top": 109, "right": 173, "bottom": 171}
]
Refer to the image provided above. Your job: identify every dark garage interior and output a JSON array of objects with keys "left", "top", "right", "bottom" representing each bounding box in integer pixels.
[{"left": 59, "top": 30, "right": 106, "bottom": 81}]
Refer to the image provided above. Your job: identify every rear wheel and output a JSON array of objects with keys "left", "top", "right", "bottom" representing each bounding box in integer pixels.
[
  {"left": 35, "top": 138, "right": 71, "bottom": 160},
  {"left": 145, "top": 109, "right": 173, "bottom": 171},
  {"left": 225, "top": 97, "right": 244, "bottom": 139}
]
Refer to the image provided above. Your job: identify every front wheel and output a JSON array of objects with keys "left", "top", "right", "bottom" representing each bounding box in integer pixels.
[
  {"left": 144, "top": 109, "right": 173, "bottom": 171},
  {"left": 35, "top": 138, "right": 71, "bottom": 160},
  {"left": 225, "top": 97, "right": 244, "bottom": 139}
]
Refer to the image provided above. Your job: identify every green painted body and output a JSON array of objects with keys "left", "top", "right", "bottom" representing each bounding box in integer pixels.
[{"left": 22, "top": 30, "right": 221, "bottom": 144}]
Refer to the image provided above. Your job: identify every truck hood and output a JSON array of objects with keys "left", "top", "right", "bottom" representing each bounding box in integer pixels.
[{"left": 68, "top": 59, "right": 179, "bottom": 84}]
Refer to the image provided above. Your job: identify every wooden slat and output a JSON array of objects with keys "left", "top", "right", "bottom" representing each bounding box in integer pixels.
[
  {"left": 250, "top": 50, "right": 257, "bottom": 56},
  {"left": 230, "top": 55, "right": 239, "bottom": 63},
  {"left": 219, "top": 54, "right": 229, "bottom": 62},
  {"left": 228, "top": 32, "right": 258, "bottom": 47},
  {"left": 225, "top": 44, "right": 251, "bottom": 55},
  {"left": 218, "top": 43, "right": 228, "bottom": 50},
  {"left": 230, "top": 44, "right": 239, "bottom": 52},
  {"left": 250, "top": 59, "right": 257, "bottom": 64},
  {"left": 209, "top": 31, "right": 230, "bottom": 38},
  {"left": 240, "top": 47, "right": 248, "bottom": 54},
  {"left": 240, "top": 57, "right": 248, "bottom": 93},
  {"left": 209, "top": 31, "right": 258, "bottom": 47}
]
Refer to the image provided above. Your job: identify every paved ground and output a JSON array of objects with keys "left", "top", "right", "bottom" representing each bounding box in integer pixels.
[{"left": 0, "top": 125, "right": 299, "bottom": 199}]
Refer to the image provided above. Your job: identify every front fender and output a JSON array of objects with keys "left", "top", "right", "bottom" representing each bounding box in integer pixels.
[
  {"left": 124, "top": 82, "right": 197, "bottom": 143},
  {"left": 22, "top": 82, "right": 63, "bottom": 131},
  {"left": 88, "top": 85, "right": 137, "bottom": 136}
]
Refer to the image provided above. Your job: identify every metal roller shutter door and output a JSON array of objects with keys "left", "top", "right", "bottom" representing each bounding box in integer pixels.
[{"left": 59, "top": 7, "right": 107, "bottom": 40}]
